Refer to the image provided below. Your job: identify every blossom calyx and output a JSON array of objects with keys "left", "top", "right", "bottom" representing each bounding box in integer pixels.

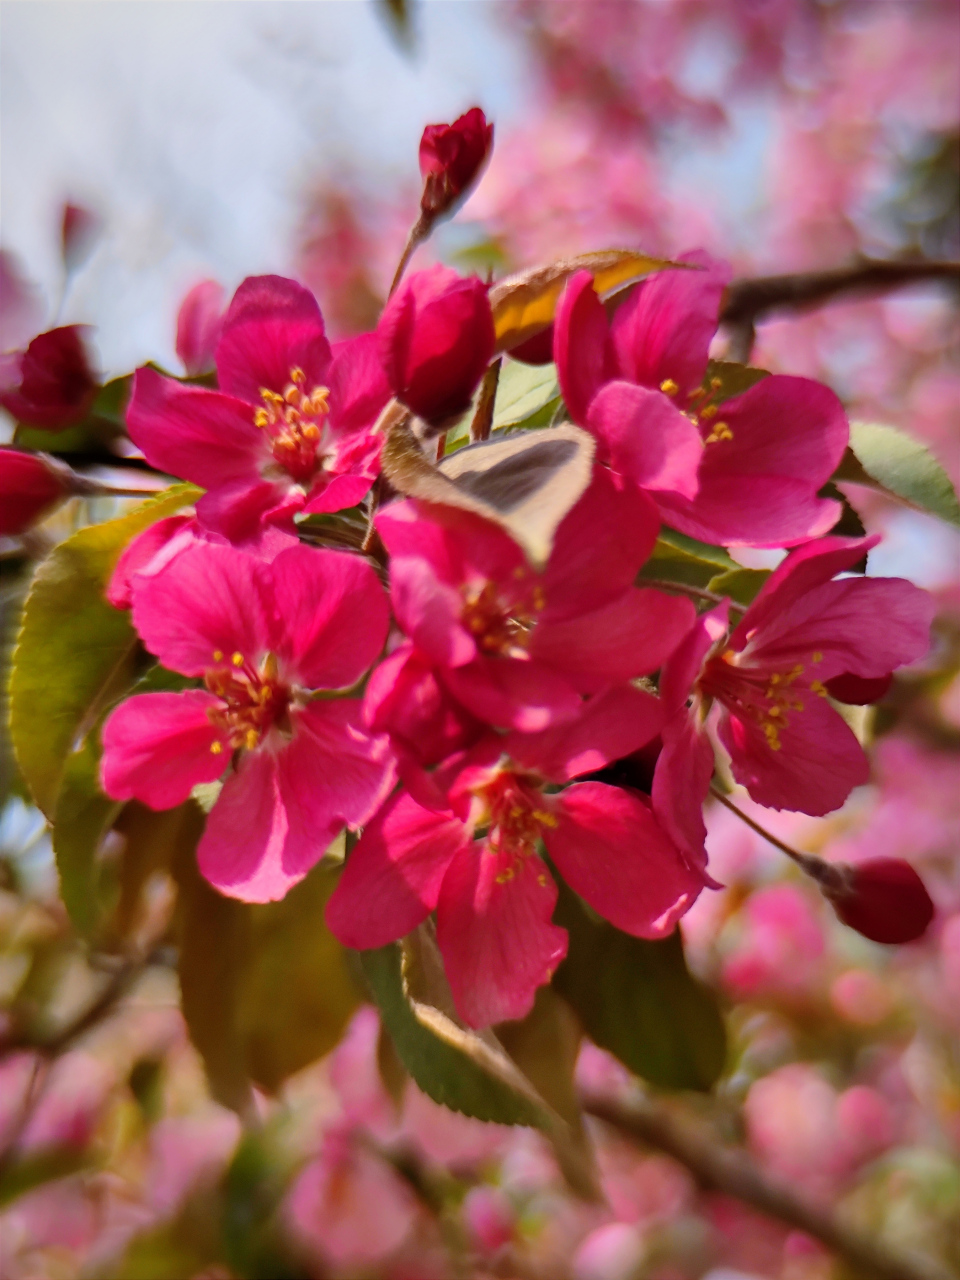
[
  {"left": 419, "top": 108, "right": 493, "bottom": 221},
  {"left": 377, "top": 265, "right": 495, "bottom": 426},
  {"left": 825, "top": 858, "right": 934, "bottom": 945}
]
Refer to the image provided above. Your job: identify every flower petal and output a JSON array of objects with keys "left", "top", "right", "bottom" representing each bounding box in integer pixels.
[
  {"left": 215, "top": 275, "right": 331, "bottom": 403},
  {"left": 553, "top": 270, "right": 617, "bottom": 425},
  {"left": 197, "top": 749, "right": 292, "bottom": 902},
  {"left": 658, "top": 601, "right": 729, "bottom": 715},
  {"left": 651, "top": 714, "right": 716, "bottom": 877},
  {"left": 436, "top": 843, "right": 567, "bottom": 1027},
  {"left": 325, "top": 791, "right": 469, "bottom": 950},
  {"left": 195, "top": 476, "right": 294, "bottom": 543},
  {"left": 364, "top": 644, "right": 484, "bottom": 767},
  {"left": 657, "top": 475, "right": 842, "bottom": 549},
  {"left": 131, "top": 543, "right": 273, "bottom": 676},
  {"left": 327, "top": 331, "right": 391, "bottom": 436},
  {"left": 100, "top": 691, "right": 226, "bottom": 809},
  {"left": 586, "top": 382, "right": 702, "bottom": 498},
  {"left": 301, "top": 472, "right": 376, "bottom": 516},
  {"left": 270, "top": 546, "right": 390, "bottom": 689},
  {"left": 126, "top": 367, "right": 264, "bottom": 490},
  {"left": 442, "top": 656, "right": 581, "bottom": 732},
  {"left": 545, "top": 782, "right": 704, "bottom": 937},
  {"left": 385, "top": 555, "right": 476, "bottom": 668}
]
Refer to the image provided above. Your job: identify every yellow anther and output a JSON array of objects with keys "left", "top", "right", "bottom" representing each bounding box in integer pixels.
[
  {"left": 231, "top": 652, "right": 244, "bottom": 667},
  {"left": 812, "top": 651, "right": 823, "bottom": 663},
  {"left": 310, "top": 388, "right": 330, "bottom": 413},
  {"left": 290, "top": 366, "right": 305, "bottom": 384},
  {"left": 710, "top": 377, "right": 722, "bottom": 391},
  {"left": 213, "top": 649, "right": 224, "bottom": 661},
  {"left": 659, "top": 378, "right": 679, "bottom": 396},
  {"left": 532, "top": 586, "right": 546, "bottom": 611},
  {"left": 512, "top": 566, "right": 526, "bottom": 579},
  {"left": 537, "top": 874, "right": 548, "bottom": 887},
  {"left": 705, "top": 420, "right": 733, "bottom": 444},
  {"left": 210, "top": 741, "right": 223, "bottom": 755},
  {"left": 533, "top": 809, "right": 558, "bottom": 828},
  {"left": 810, "top": 680, "right": 827, "bottom": 698},
  {"left": 253, "top": 408, "right": 270, "bottom": 428},
  {"left": 245, "top": 728, "right": 259, "bottom": 751},
  {"left": 510, "top": 806, "right": 524, "bottom": 818},
  {"left": 768, "top": 673, "right": 780, "bottom": 685},
  {"left": 495, "top": 867, "right": 515, "bottom": 885},
  {"left": 768, "top": 706, "right": 781, "bottom": 717},
  {"left": 700, "top": 403, "right": 718, "bottom": 420},
  {"left": 284, "top": 384, "right": 301, "bottom": 405},
  {"left": 303, "top": 424, "right": 321, "bottom": 442}
]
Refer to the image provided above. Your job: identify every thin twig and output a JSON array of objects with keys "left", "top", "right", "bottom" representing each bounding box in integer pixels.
[
  {"left": 388, "top": 214, "right": 430, "bottom": 297},
  {"left": 709, "top": 787, "right": 845, "bottom": 891},
  {"left": 650, "top": 580, "right": 746, "bottom": 615},
  {"left": 582, "top": 1089, "right": 954, "bottom": 1280},
  {"left": 470, "top": 358, "right": 502, "bottom": 443}
]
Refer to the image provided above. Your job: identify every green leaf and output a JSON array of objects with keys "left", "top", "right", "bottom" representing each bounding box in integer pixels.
[
  {"left": 703, "top": 359, "right": 769, "bottom": 403},
  {"left": 552, "top": 882, "right": 726, "bottom": 1092},
  {"left": 0, "top": 1146, "right": 91, "bottom": 1207},
  {"left": 706, "top": 567, "right": 770, "bottom": 606},
  {"left": 9, "top": 484, "right": 200, "bottom": 816},
  {"left": 492, "top": 359, "right": 561, "bottom": 432},
  {"left": 835, "top": 421, "right": 960, "bottom": 526},
  {"left": 639, "top": 527, "right": 738, "bottom": 590},
  {"left": 50, "top": 737, "right": 122, "bottom": 937},
  {"left": 14, "top": 375, "right": 132, "bottom": 453}
]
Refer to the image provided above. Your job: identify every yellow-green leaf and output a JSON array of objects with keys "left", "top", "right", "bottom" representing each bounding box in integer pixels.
[{"left": 835, "top": 421, "right": 960, "bottom": 527}]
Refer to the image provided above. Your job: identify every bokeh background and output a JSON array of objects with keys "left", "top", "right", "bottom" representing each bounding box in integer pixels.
[{"left": 1, "top": 3, "right": 959, "bottom": 1279}]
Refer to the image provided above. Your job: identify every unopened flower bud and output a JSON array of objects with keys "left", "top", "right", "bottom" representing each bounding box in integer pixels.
[
  {"left": 419, "top": 107, "right": 493, "bottom": 220},
  {"left": 825, "top": 671, "right": 892, "bottom": 704},
  {"left": 0, "top": 447, "right": 69, "bottom": 535},
  {"left": 377, "top": 264, "right": 495, "bottom": 425},
  {"left": 175, "top": 279, "right": 225, "bottom": 376},
  {"left": 0, "top": 325, "right": 97, "bottom": 429},
  {"left": 826, "top": 857, "right": 934, "bottom": 944},
  {"left": 61, "top": 202, "right": 103, "bottom": 275}
]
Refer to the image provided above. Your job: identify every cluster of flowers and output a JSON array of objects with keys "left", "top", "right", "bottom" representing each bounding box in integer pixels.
[{"left": 2, "top": 110, "right": 936, "bottom": 1031}]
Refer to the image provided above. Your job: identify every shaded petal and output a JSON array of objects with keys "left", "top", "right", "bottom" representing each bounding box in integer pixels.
[
  {"left": 100, "top": 691, "right": 225, "bottom": 809},
  {"left": 436, "top": 844, "right": 567, "bottom": 1028},
  {"left": 531, "top": 587, "right": 696, "bottom": 691},
  {"left": 131, "top": 543, "right": 273, "bottom": 676},
  {"left": 301, "top": 472, "right": 376, "bottom": 516},
  {"left": 553, "top": 270, "right": 617, "bottom": 425},
  {"left": 657, "top": 476, "right": 842, "bottom": 549},
  {"left": 197, "top": 750, "right": 292, "bottom": 902},
  {"left": 387, "top": 556, "right": 476, "bottom": 668},
  {"left": 285, "top": 701, "right": 396, "bottom": 837},
  {"left": 195, "top": 476, "right": 294, "bottom": 543},
  {"left": 126, "top": 367, "right": 264, "bottom": 490},
  {"left": 270, "top": 546, "right": 390, "bottom": 688},
  {"left": 106, "top": 515, "right": 196, "bottom": 609},
  {"left": 651, "top": 714, "right": 716, "bottom": 877},
  {"left": 364, "top": 644, "right": 484, "bottom": 768},
  {"left": 506, "top": 684, "right": 665, "bottom": 783},
  {"left": 545, "top": 782, "right": 704, "bottom": 937},
  {"left": 610, "top": 251, "right": 729, "bottom": 396},
  {"left": 327, "top": 331, "right": 391, "bottom": 436},
  {"left": 216, "top": 275, "right": 331, "bottom": 403},
  {"left": 325, "top": 791, "right": 469, "bottom": 950},
  {"left": 586, "top": 382, "right": 702, "bottom": 498},
  {"left": 659, "top": 601, "right": 729, "bottom": 715},
  {"left": 544, "top": 468, "right": 660, "bottom": 618},
  {"left": 442, "top": 656, "right": 581, "bottom": 732},
  {"left": 718, "top": 694, "right": 869, "bottom": 815}
]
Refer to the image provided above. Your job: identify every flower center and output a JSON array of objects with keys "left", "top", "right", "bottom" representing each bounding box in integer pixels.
[
  {"left": 460, "top": 572, "right": 545, "bottom": 658},
  {"left": 699, "top": 648, "right": 826, "bottom": 751},
  {"left": 254, "top": 366, "right": 331, "bottom": 484},
  {"left": 471, "top": 768, "right": 556, "bottom": 884},
  {"left": 670, "top": 375, "right": 735, "bottom": 445},
  {"left": 204, "top": 650, "right": 290, "bottom": 753}
]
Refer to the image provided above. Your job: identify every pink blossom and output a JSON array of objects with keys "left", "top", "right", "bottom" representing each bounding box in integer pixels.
[
  {"left": 0, "top": 448, "right": 69, "bottom": 535},
  {"left": 376, "top": 467, "right": 696, "bottom": 732},
  {"left": 126, "top": 275, "right": 390, "bottom": 543},
  {"left": 721, "top": 884, "right": 826, "bottom": 1002},
  {"left": 327, "top": 686, "right": 704, "bottom": 1028},
  {"left": 462, "top": 1184, "right": 515, "bottom": 1253},
  {"left": 653, "top": 535, "right": 933, "bottom": 831},
  {"left": 377, "top": 264, "right": 495, "bottom": 424},
  {"left": 175, "top": 279, "right": 225, "bottom": 376},
  {"left": 0, "top": 324, "right": 98, "bottom": 429},
  {"left": 100, "top": 541, "right": 394, "bottom": 902},
  {"left": 553, "top": 258, "right": 851, "bottom": 547}
]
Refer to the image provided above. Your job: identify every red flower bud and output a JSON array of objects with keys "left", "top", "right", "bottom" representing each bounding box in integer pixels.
[
  {"left": 377, "top": 264, "right": 495, "bottom": 424},
  {"left": 0, "top": 326, "right": 97, "bottom": 429},
  {"left": 419, "top": 107, "right": 493, "bottom": 220},
  {"left": 0, "top": 448, "right": 69, "bottom": 535},
  {"left": 509, "top": 323, "right": 555, "bottom": 366},
  {"left": 175, "top": 279, "right": 225, "bottom": 376},
  {"left": 825, "top": 671, "right": 893, "bottom": 704},
  {"left": 828, "top": 858, "right": 934, "bottom": 944}
]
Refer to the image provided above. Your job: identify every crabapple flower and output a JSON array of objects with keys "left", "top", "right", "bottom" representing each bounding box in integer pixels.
[
  {"left": 327, "top": 686, "right": 705, "bottom": 1028},
  {"left": 825, "top": 858, "right": 934, "bottom": 944},
  {"left": 653, "top": 536, "right": 934, "bottom": 838},
  {"left": 0, "top": 448, "right": 69, "bottom": 535},
  {"left": 419, "top": 107, "right": 494, "bottom": 220},
  {"left": 377, "top": 265, "right": 495, "bottom": 425},
  {"left": 376, "top": 467, "right": 696, "bottom": 732},
  {"left": 553, "top": 256, "right": 850, "bottom": 547},
  {"left": 0, "top": 325, "right": 97, "bottom": 429},
  {"left": 175, "top": 279, "right": 225, "bottom": 376},
  {"left": 126, "top": 275, "right": 390, "bottom": 543},
  {"left": 100, "top": 542, "right": 394, "bottom": 902}
]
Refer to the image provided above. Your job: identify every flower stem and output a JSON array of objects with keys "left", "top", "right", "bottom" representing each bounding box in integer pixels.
[
  {"left": 709, "top": 786, "right": 847, "bottom": 892},
  {"left": 388, "top": 213, "right": 430, "bottom": 296},
  {"left": 655, "top": 581, "right": 746, "bottom": 614}
]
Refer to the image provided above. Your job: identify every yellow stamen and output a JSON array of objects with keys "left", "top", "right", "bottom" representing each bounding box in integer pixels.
[
  {"left": 212, "top": 649, "right": 224, "bottom": 662},
  {"left": 659, "top": 378, "right": 679, "bottom": 396},
  {"left": 231, "top": 652, "right": 244, "bottom": 667},
  {"left": 210, "top": 741, "right": 223, "bottom": 755}
]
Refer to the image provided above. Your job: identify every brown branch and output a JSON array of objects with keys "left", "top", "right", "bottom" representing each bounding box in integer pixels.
[{"left": 582, "top": 1089, "right": 954, "bottom": 1280}]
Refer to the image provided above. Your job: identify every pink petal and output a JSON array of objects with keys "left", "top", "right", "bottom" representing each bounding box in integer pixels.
[
  {"left": 131, "top": 543, "right": 273, "bottom": 676},
  {"left": 545, "top": 782, "right": 704, "bottom": 937},
  {"left": 327, "top": 331, "right": 391, "bottom": 436},
  {"left": 300, "top": 472, "right": 376, "bottom": 516},
  {"left": 543, "top": 468, "right": 661, "bottom": 619},
  {"left": 197, "top": 749, "right": 293, "bottom": 902},
  {"left": 657, "top": 476, "right": 842, "bottom": 549},
  {"left": 553, "top": 270, "right": 617, "bottom": 425},
  {"left": 125, "top": 367, "right": 264, "bottom": 490},
  {"left": 215, "top": 275, "right": 331, "bottom": 403},
  {"left": 100, "top": 691, "right": 226, "bottom": 809},
  {"left": 659, "top": 601, "right": 730, "bottom": 714},
  {"left": 386, "top": 555, "right": 476, "bottom": 668},
  {"left": 530, "top": 586, "right": 696, "bottom": 691},
  {"left": 610, "top": 251, "right": 730, "bottom": 397},
  {"left": 506, "top": 684, "right": 666, "bottom": 783},
  {"left": 442, "top": 656, "right": 581, "bottom": 732},
  {"left": 269, "top": 546, "right": 390, "bottom": 689},
  {"left": 176, "top": 280, "right": 225, "bottom": 377},
  {"left": 718, "top": 694, "right": 870, "bottom": 815},
  {"left": 651, "top": 714, "right": 716, "bottom": 876},
  {"left": 586, "top": 382, "right": 702, "bottom": 498},
  {"left": 325, "top": 791, "right": 469, "bottom": 950},
  {"left": 106, "top": 514, "right": 195, "bottom": 609},
  {"left": 195, "top": 476, "right": 294, "bottom": 543},
  {"left": 364, "top": 644, "right": 483, "bottom": 767},
  {"left": 436, "top": 843, "right": 567, "bottom": 1027}
]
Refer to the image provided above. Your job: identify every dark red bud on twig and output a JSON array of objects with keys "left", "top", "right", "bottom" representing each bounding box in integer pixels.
[
  {"left": 826, "top": 858, "right": 934, "bottom": 944},
  {"left": 0, "top": 448, "right": 70, "bottom": 535},
  {"left": 419, "top": 107, "right": 493, "bottom": 221}
]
